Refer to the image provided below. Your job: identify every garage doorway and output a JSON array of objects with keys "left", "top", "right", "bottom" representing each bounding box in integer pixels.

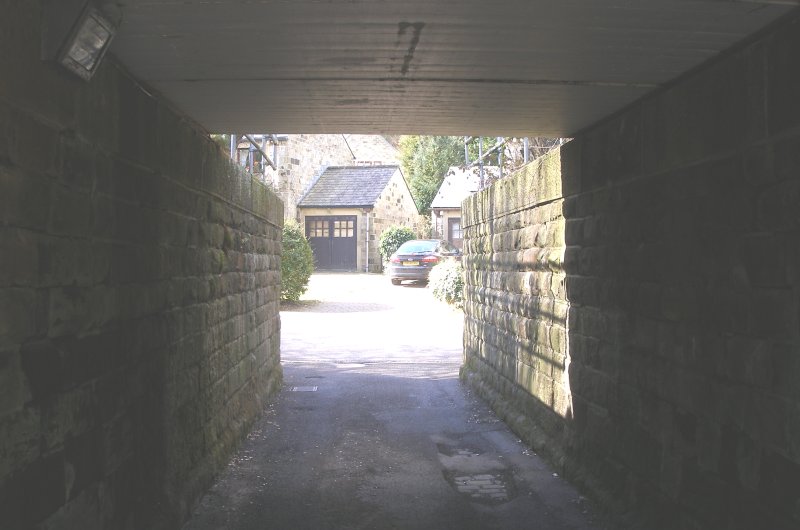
[{"left": 305, "top": 215, "right": 358, "bottom": 270}]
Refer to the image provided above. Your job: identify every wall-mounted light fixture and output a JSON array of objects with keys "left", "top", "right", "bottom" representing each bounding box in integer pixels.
[
  {"left": 58, "top": 5, "right": 117, "bottom": 81},
  {"left": 42, "top": 0, "right": 120, "bottom": 82}
]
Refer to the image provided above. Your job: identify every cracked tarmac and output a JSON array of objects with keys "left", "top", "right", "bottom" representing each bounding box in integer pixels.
[{"left": 183, "top": 273, "right": 612, "bottom": 530}]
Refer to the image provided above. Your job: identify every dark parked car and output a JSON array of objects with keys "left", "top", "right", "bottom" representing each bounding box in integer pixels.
[{"left": 388, "top": 239, "right": 461, "bottom": 285}]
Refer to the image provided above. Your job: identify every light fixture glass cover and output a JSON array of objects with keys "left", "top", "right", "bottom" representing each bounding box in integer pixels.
[{"left": 58, "top": 6, "right": 116, "bottom": 81}]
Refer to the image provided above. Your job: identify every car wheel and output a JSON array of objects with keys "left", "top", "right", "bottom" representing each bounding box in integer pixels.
[{"left": 391, "top": 279, "right": 402, "bottom": 285}]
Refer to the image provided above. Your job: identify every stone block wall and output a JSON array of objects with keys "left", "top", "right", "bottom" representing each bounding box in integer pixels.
[
  {"left": 370, "top": 169, "right": 421, "bottom": 271},
  {"left": 267, "top": 135, "right": 356, "bottom": 222},
  {"left": 0, "top": 2, "right": 283, "bottom": 528},
  {"left": 462, "top": 12, "right": 800, "bottom": 530}
]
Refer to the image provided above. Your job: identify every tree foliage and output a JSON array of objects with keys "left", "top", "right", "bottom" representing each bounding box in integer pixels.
[
  {"left": 399, "top": 136, "right": 465, "bottom": 215},
  {"left": 281, "top": 221, "right": 314, "bottom": 302},
  {"left": 398, "top": 135, "right": 567, "bottom": 214},
  {"left": 378, "top": 225, "right": 416, "bottom": 261}
]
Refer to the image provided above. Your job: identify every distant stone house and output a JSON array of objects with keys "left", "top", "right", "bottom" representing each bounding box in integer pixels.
[
  {"left": 235, "top": 134, "right": 400, "bottom": 222},
  {"left": 297, "top": 165, "right": 418, "bottom": 272},
  {"left": 430, "top": 166, "right": 498, "bottom": 249}
]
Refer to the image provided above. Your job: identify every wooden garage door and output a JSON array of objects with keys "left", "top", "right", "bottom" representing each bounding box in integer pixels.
[{"left": 305, "top": 216, "right": 357, "bottom": 270}]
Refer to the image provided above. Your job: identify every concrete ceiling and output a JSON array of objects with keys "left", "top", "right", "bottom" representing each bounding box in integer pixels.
[{"left": 109, "top": 0, "right": 797, "bottom": 136}]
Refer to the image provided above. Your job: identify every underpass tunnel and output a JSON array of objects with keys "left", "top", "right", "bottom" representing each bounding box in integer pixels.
[{"left": 1, "top": 1, "right": 799, "bottom": 528}]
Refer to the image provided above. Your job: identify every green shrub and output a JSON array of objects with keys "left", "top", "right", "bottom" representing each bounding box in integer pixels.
[
  {"left": 281, "top": 221, "right": 314, "bottom": 301},
  {"left": 429, "top": 259, "right": 464, "bottom": 308},
  {"left": 378, "top": 225, "right": 416, "bottom": 260}
]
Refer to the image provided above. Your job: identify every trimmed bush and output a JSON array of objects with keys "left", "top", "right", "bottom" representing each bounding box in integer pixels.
[
  {"left": 378, "top": 225, "right": 416, "bottom": 260},
  {"left": 281, "top": 220, "right": 314, "bottom": 301},
  {"left": 429, "top": 259, "right": 464, "bottom": 308}
]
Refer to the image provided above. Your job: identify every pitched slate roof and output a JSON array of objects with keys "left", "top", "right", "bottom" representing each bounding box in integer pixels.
[{"left": 298, "top": 165, "right": 400, "bottom": 208}]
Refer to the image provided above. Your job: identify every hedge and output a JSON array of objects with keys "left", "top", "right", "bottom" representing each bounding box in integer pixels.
[{"left": 281, "top": 220, "right": 314, "bottom": 301}]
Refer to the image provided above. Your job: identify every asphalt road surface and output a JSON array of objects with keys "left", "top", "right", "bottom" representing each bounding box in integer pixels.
[{"left": 183, "top": 273, "right": 610, "bottom": 530}]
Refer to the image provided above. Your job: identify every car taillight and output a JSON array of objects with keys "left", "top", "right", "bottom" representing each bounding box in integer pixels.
[
  {"left": 421, "top": 255, "right": 439, "bottom": 264},
  {"left": 390, "top": 255, "right": 400, "bottom": 263}
]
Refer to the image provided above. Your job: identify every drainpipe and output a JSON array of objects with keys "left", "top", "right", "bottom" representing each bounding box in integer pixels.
[
  {"left": 261, "top": 135, "right": 268, "bottom": 174},
  {"left": 364, "top": 210, "right": 370, "bottom": 273},
  {"left": 478, "top": 137, "right": 484, "bottom": 189},
  {"left": 523, "top": 137, "right": 529, "bottom": 164},
  {"left": 498, "top": 136, "right": 504, "bottom": 179}
]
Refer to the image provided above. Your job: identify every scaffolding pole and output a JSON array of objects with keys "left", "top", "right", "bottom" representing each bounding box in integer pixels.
[{"left": 244, "top": 134, "right": 277, "bottom": 170}]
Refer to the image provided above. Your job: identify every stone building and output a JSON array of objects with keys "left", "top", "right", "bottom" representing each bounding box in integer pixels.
[
  {"left": 254, "top": 134, "right": 399, "bottom": 222},
  {"left": 297, "top": 165, "right": 419, "bottom": 272},
  {"left": 430, "top": 166, "right": 498, "bottom": 249}
]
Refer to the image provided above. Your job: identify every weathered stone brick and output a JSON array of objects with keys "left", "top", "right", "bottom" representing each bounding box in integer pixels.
[
  {"left": 462, "top": 17, "right": 800, "bottom": 527},
  {"left": 679, "top": 460, "right": 729, "bottom": 526},
  {"left": 118, "top": 81, "right": 158, "bottom": 167},
  {"left": 757, "top": 180, "right": 800, "bottom": 232},
  {"left": 697, "top": 285, "right": 747, "bottom": 333},
  {"left": 11, "top": 111, "right": 61, "bottom": 177},
  {"left": 0, "top": 405, "right": 41, "bottom": 483},
  {"left": 112, "top": 201, "right": 149, "bottom": 245},
  {"left": 560, "top": 139, "right": 582, "bottom": 197},
  {"left": 37, "top": 236, "right": 94, "bottom": 287},
  {"left": 749, "top": 288, "right": 798, "bottom": 340},
  {"left": 0, "top": 102, "right": 12, "bottom": 163},
  {"left": 41, "top": 384, "right": 99, "bottom": 451},
  {"left": 0, "top": 167, "right": 52, "bottom": 230},
  {"left": 582, "top": 106, "right": 643, "bottom": 188},
  {"left": 58, "top": 136, "right": 95, "bottom": 192},
  {"left": 19, "top": 339, "right": 63, "bottom": 404},
  {"left": 0, "top": 7, "right": 307, "bottom": 530},
  {"left": 130, "top": 169, "right": 164, "bottom": 209},
  {"left": 39, "top": 484, "right": 109, "bottom": 530},
  {"left": 0, "top": 228, "right": 38, "bottom": 287},
  {"left": 0, "top": 288, "right": 37, "bottom": 346},
  {"left": 758, "top": 449, "right": 800, "bottom": 516},
  {"left": 774, "top": 133, "right": 800, "bottom": 183},
  {"left": 742, "top": 144, "right": 776, "bottom": 186},
  {"left": 742, "top": 234, "right": 789, "bottom": 288},
  {"left": 767, "top": 16, "right": 800, "bottom": 134},
  {"left": 660, "top": 284, "right": 699, "bottom": 322},
  {"left": 47, "top": 287, "right": 92, "bottom": 336},
  {"left": 1, "top": 452, "right": 66, "bottom": 526},
  {"left": 0, "top": 347, "right": 28, "bottom": 416},
  {"left": 636, "top": 282, "right": 662, "bottom": 319},
  {"left": 65, "top": 429, "right": 104, "bottom": 500},
  {"left": 643, "top": 48, "right": 755, "bottom": 174}
]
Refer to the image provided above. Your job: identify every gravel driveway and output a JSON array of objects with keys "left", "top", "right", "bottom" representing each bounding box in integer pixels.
[{"left": 280, "top": 272, "right": 464, "bottom": 369}]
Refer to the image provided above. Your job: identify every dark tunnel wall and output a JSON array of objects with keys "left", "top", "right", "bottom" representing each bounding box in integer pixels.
[
  {"left": 462, "top": 13, "right": 800, "bottom": 530},
  {"left": 0, "top": 2, "right": 283, "bottom": 528}
]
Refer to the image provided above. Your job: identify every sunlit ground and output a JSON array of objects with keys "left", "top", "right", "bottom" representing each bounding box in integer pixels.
[{"left": 280, "top": 272, "right": 464, "bottom": 376}]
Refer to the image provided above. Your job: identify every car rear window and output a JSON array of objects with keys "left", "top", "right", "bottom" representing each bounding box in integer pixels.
[{"left": 396, "top": 240, "right": 438, "bottom": 253}]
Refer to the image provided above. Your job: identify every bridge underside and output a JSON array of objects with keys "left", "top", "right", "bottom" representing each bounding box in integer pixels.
[{"left": 112, "top": 0, "right": 796, "bottom": 136}]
